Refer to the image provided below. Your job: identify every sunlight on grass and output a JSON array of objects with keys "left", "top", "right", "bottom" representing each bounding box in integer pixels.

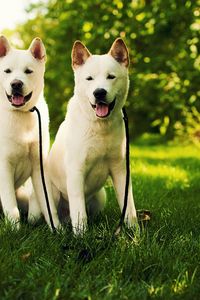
[
  {"left": 131, "top": 144, "right": 199, "bottom": 160},
  {"left": 130, "top": 137, "right": 199, "bottom": 190},
  {"left": 172, "top": 272, "right": 189, "bottom": 295},
  {"left": 172, "top": 269, "right": 197, "bottom": 295},
  {"left": 148, "top": 284, "right": 164, "bottom": 297},
  {"left": 146, "top": 269, "right": 197, "bottom": 298},
  {"left": 134, "top": 162, "right": 189, "bottom": 189}
]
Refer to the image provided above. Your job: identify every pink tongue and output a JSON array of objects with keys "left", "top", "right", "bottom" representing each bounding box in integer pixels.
[
  {"left": 12, "top": 95, "right": 24, "bottom": 106},
  {"left": 95, "top": 103, "right": 109, "bottom": 117}
]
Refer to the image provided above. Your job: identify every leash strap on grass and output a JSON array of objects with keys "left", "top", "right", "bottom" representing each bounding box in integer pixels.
[
  {"left": 114, "top": 106, "right": 130, "bottom": 236},
  {"left": 30, "top": 106, "right": 56, "bottom": 233}
]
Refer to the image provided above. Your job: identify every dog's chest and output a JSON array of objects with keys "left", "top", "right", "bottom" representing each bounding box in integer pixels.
[
  {"left": 84, "top": 124, "right": 123, "bottom": 165},
  {"left": 83, "top": 144, "right": 109, "bottom": 195},
  {"left": 0, "top": 113, "right": 40, "bottom": 185},
  {"left": 5, "top": 125, "right": 38, "bottom": 159},
  {"left": 9, "top": 134, "right": 38, "bottom": 186},
  {"left": 82, "top": 129, "right": 122, "bottom": 194}
]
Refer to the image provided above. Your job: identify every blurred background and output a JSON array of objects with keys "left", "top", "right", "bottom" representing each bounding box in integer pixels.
[{"left": 1, "top": 0, "right": 200, "bottom": 142}]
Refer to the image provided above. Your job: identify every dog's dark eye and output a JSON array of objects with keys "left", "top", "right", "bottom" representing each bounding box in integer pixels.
[
  {"left": 86, "top": 76, "right": 93, "bottom": 81},
  {"left": 107, "top": 74, "right": 116, "bottom": 79},
  {"left": 4, "top": 69, "right": 12, "bottom": 74},
  {"left": 25, "top": 69, "right": 33, "bottom": 74}
]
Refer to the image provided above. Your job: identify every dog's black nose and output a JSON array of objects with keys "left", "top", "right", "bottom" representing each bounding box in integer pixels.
[
  {"left": 11, "top": 80, "right": 23, "bottom": 90},
  {"left": 93, "top": 88, "right": 107, "bottom": 101}
]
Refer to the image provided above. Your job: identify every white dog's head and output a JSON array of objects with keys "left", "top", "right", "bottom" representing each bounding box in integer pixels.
[
  {"left": 72, "top": 38, "right": 129, "bottom": 120},
  {"left": 0, "top": 36, "right": 46, "bottom": 111}
]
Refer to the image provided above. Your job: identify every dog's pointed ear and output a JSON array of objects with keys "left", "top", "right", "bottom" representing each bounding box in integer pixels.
[
  {"left": 72, "top": 41, "right": 91, "bottom": 69},
  {"left": 29, "top": 38, "right": 46, "bottom": 61},
  {"left": 108, "top": 38, "right": 129, "bottom": 67},
  {"left": 0, "top": 35, "right": 10, "bottom": 57}
]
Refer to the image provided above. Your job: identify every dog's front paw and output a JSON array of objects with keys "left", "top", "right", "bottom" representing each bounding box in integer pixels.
[
  {"left": 125, "top": 215, "right": 140, "bottom": 237},
  {"left": 52, "top": 218, "right": 63, "bottom": 233},
  {"left": 73, "top": 220, "right": 87, "bottom": 236},
  {"left": 5, "top": 207, "right": 20, "bottom": 229}
]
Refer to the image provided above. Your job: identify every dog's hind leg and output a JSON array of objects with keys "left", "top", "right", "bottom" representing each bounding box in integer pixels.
[
  {"left": 16, "top": 184, "right": 29, "bottom": 219},
  {"left": 16, "top": 178, "right": 42, "bottom": 223},
  {"left": 28, "top": 191, "right": 42, "bottom": 223},
  {"left": 31, "top": 167, "right": 60, "bottom": 230},
  {"left": 87, "top": 187, "right": 107, "bottom": 217}
]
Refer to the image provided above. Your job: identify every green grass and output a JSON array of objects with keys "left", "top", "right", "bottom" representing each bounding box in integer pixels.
[{"left": 1, "top": 135, "right": 200, "bottom": 300}]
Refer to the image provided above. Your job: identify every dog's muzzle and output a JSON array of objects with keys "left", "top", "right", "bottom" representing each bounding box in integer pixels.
[
  {"left": 90, "top": 97, "right": 116, "bottom": 118},
  {"left": 6, "top": 91, "right": 33, "bottom": 107}
]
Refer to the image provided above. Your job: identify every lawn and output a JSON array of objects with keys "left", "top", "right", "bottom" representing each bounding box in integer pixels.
[{"left": 0, "top": 135, "right": 200, "bottom": 300}]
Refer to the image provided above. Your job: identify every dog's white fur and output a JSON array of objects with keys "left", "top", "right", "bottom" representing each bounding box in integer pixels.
[
  {"left": 48, "top": 38, "right": 137, "bottom": 234},
  {"left": 0, "top": 36, "right": 60, "bottom": 229}
]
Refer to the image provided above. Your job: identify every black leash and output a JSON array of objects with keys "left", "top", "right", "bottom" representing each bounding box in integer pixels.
[
  {"left": 114, "top": 106, "right": 130, "bottom": 236},
  {"left": 30, "top": 106, "right": 56, "bottom": 233}
]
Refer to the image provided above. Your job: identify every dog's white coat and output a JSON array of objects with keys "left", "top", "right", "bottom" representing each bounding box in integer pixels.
[
  {"left": 0, "top": 36, "right": 59, "bottom": 228},
  {"left": 48, "top": 39, "right": 137, "bottom": 234}
]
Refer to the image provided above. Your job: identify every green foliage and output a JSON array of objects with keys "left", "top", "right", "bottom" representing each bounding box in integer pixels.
[
  {"left": 0, "top": 140, "right": 200, "bottom": 299},
  {"left": 175, "top": 106, "right": 200, "bottom": 144},
  {"left": 13, "top": 0, "right": 200, "bottom": 138}
]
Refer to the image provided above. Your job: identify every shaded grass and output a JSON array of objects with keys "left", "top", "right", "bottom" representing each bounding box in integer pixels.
[{"left": 0, "top": 135, "right": 200, "bottom": 300}]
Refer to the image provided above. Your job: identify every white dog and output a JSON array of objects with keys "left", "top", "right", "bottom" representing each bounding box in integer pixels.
[
  {"left": 48, "top": 38, "right": 137, "bottom": 234},
  {"left": 0, "top": 36, "right": 60, "bottom": 229}
]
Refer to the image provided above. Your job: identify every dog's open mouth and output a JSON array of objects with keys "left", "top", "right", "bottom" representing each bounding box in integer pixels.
[
  {"left": 91, "top": 98, "right": 116, "bottom": 118},
  {"left": 6, "top": 92, "right": 33, "bottom": 107}
]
